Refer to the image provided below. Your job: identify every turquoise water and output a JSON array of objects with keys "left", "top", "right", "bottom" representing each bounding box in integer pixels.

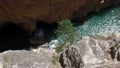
[
  {"left": 47, "top": 6, "right": 120, "bottom": 48},
  {"left": 77, "top": 6, "right": 120, "bottom": 36}
]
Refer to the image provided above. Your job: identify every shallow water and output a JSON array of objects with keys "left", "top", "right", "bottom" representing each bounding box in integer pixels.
[{"left": 77, "top": 6, "right": 120, "bottom": 36}]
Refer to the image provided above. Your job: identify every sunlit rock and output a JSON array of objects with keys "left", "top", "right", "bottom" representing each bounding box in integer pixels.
[
  {"left": 0, "top": 48, "right": 62, "bottom": 68},
  {"left": 60, "top": 36, "right": 120, "bottom": 68},
  {"left": 48, "top": 40, "right": 59, "bottom": 49}
]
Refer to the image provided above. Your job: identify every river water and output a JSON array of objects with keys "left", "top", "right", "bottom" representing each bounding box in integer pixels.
[
  {"left": 77, "top": 6, "right": 120, "bottom": 36},
  {"left": 0, "top": 6, "right": 119, "bottom": 50}
]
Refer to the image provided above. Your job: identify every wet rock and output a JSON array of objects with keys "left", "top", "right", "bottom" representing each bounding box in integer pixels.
[
  {"left": 0, "top": 48, "right": 62, "bottom": 68},
  {"left": 0, "top": 0, "right": 119, "bottom": 32}
]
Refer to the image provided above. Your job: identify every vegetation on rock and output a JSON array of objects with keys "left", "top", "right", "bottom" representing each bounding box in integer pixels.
[
  {"left": 55, "top": 19, "right": 81, "bottom": 53},
  {"left": 52, "top": 54, "right": 59, "bottom": 65}
]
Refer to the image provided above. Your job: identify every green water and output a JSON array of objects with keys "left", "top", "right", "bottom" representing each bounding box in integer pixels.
[{"left": 77, "top": 6, "right": 120, "bottom": 36}]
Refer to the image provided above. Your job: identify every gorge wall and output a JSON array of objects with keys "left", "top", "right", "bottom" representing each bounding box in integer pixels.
[{"left": 0, "top": 0, "right": 120, "bottom": 32}]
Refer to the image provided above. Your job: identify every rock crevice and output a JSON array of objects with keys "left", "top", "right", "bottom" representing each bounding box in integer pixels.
[{"left": 60, "top": 36, "right": 120, "bottom": 68}]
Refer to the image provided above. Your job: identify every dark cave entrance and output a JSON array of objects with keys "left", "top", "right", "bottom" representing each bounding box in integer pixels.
[
  {"left": 0, "top": 21, "right": 58, "bottom": 52},
  {"left": 0, "top": 22, "right": 31, "bottom": 52},
  {"left": 35, "top": 21, "right": 58, "bottom": 40},
  {"left": 30, "top": 21, "right": 58, "bottom": 47}
]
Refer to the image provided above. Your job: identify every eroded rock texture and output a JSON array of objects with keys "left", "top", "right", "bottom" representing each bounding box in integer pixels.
[
  {"left": 60, "top": 36, "right": 120, "bottom": 68},
  {"left": 0, "top": 0, "right": 119, "bottom": 32},
  {"left": 0, "top": 48, "right": 62, "bottom": 68}
]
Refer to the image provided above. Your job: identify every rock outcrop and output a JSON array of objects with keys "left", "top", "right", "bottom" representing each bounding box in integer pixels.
[
  {"left": 60, "top": 36, "right": 120, "bottom": 68},
  {"left": 0, "top": 48, "right": 62, "bottom": 68},
  {"left": 1, "top": 35, "right": 120, "bottom": 68},
  {"left": 0, "top": 0, "right": 119, "bottom": 32}
]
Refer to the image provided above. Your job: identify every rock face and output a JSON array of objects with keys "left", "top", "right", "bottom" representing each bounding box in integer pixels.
[
  {"left": 60, "top": 36, "right": 120, "bottom": 68},
  {"left": 1, "top": 36, "right": 120, "bottom": 68},
  {"left": 0, "top": 48, "right": 62, "bottom": 68},
  {"left": 0, "top": 0, "right": 119, "bottom": 32}
]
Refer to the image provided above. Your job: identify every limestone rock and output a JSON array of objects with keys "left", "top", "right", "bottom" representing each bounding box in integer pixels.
[
  {"left": 60, "top": 36, "right": 120, "bottom": 68},
  {"left": 0, "top": 48, "right": 62, "bottom": 68},
  {"left": 0, "top": 0, "right": 119, "bottom": 32},
  {"left": 84, "top": 62, "right": 120, "bottom": 68}
]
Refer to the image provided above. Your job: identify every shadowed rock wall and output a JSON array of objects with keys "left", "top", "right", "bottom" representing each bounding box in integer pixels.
[{"left": 0, "top": 0, "right": 119, "bottom": 32}]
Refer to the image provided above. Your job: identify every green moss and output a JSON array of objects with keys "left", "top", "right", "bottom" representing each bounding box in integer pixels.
[
  {"left": 116, "top": 43, "right": 120, "bottom": 48},
  {"left": 55, "top": 42, "right": 70, "bottom": 53},
  {"left": 52, "top": 54, "right": 59, "bottom": 65}
]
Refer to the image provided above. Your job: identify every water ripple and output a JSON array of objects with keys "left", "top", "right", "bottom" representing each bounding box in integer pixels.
[{"left": 77, "top": 6, "right": 120, "bottom": 36}]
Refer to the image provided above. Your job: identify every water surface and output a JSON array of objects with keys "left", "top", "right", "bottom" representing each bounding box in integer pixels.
[{"left": 77, "top": 6, "right": 120, "bottom": 36}]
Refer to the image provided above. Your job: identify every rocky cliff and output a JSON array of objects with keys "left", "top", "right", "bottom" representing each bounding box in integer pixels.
[
  {"left": 0, "top": 48, "right": 62, "bottom": 68},
  {"left": 60, "top": 35, "right": 120, "bottom": 68},
  {"left": 1, "top": 35, "right": 120, "bottom": 68},
  {"left": 0, "top": 0, "right": 119, "bottom": 32}
]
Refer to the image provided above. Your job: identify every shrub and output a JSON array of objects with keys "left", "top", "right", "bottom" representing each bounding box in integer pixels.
[
  {"left": 55, "top": 20, "right": 75, "bottom": 36},
  {"left": 55, "top": 19, "right": 81, "bottom": 52},
  {"left": 55, "top": 19, "right": 81, "bottom": 44}
]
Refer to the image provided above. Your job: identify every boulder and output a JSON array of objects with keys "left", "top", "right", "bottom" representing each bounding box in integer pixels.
[
  {"left": 0, "top": 48, "right": 62, "bottom": 68},
  {"left": 60, "top": 36, "right": 120, "bottom": 68},
  {"left": 0, "top": 0, "right": 119, "bottom": 32}
]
